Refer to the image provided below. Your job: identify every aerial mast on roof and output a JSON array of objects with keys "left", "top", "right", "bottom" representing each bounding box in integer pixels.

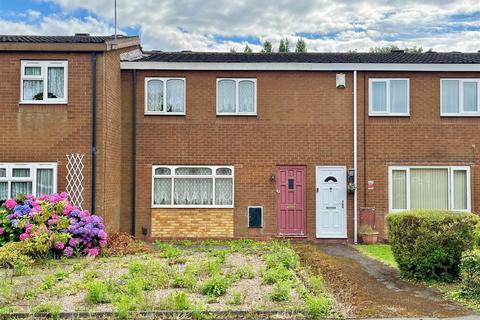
[{"left": 114, "top": 0, "right": 117, "bottom": 42}]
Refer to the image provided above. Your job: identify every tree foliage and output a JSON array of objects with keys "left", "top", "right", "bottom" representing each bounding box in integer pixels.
[
  {"left": 370, "top": 45, "right": 424, "bottom": 53},
  {"left": 261, "top": 40, "right": 273, "bottom": 53},
  {"left": 278, "top": 38, "right": 290, "bottom": 53},
  {"left": 295, "top": 38, "right": 307, "bottom": 53},
  {"left": 243, "top": 44, "right": 253, "bottom": 53}
]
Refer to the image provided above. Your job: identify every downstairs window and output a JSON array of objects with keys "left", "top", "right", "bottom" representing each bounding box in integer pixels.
[
  {"left": 152, "top": 165, "right": 234, "bottom": 207},
  {"left": 389, "top": 166, "right": 470, "bottom": 212},
  {"left": 0, "top": 163, "right": 57, "bottom": 200}
]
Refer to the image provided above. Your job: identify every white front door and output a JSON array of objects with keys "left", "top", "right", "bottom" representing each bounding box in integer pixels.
[{"left": 316, "top": 166, "right": 347, "bottom": 238}]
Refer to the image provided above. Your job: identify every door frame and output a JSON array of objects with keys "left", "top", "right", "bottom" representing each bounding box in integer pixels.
[
  {"left": 276, "top": 165, "right": 307, "bottom": 236},
  {"left": 315, "top": 165, "right": 347, "bottom": 239}
]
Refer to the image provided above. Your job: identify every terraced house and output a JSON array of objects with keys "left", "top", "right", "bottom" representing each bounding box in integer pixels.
[{"left": 1, "top": 34, "right": 480, "bottom": 242}]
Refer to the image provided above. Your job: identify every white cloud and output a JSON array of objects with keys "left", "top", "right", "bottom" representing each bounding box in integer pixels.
[{"left": 2, "top": 0, "right": 479, "bottom": 52}]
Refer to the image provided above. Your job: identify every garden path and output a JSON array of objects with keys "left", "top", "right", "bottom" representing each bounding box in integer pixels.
[{"left": 294, "top": 243, "right": 478, "bottom": 318}]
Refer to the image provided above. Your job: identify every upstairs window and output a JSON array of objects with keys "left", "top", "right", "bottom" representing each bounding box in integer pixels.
[
  {"left": 389, "top": 166, "right": 470, "bottom": 212},
  {"left": 145, "top": 77, "right": 185, "bottom": 115},
  {"left": 369, "top": 79, "right": 409, "bottom": 116},
  {"left": 0, "top": 163, "right": 57, "bottom": 200},
  {"left": 441, "top": 79, "right": 480, "bottom": 116},
  {"left": 217, "top": 78, "right": 256, "bottom": 115},
  {"left": 20, "top": 61, "right": 68, "bottom": 104}
]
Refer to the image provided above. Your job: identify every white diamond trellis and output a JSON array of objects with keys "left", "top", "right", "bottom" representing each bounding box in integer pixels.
[{"left": 66, "top": 153, "right": 85, "bottom": 209}]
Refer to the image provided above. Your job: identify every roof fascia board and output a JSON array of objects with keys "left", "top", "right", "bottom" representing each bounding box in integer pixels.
[
  {"left": 120, "top": 61, "right": 480, "bottom": 72},
  {"left": 0, "top": 38, "right": 139, "bottom": 52}
]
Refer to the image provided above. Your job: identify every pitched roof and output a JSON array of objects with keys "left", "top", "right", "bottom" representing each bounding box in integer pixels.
[
  {"left": 0, "top": 34, "right": 137, "bottom": 44},
  {"left": 135, "top": 51, "right": 480, "bottom": 64}
]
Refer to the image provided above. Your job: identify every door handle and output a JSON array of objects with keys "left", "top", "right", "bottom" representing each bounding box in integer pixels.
[{"left": 342, "top": 200, "right": 344, "bottom": 209}]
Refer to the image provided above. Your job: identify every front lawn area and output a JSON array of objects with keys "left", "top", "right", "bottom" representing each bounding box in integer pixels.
[
  {"left": 0, "top": 240, "right": 334, "bottom": 318},
  {"left": 353, "top": 244, "right": 397, "bottom": 268},
  {"left": 354, "top": 244, "right": 480, "bottom": 313}
]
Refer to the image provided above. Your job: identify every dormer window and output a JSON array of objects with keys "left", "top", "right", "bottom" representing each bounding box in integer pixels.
[{"left": 20, "top": 61, "right": 68, "bottom": 104}]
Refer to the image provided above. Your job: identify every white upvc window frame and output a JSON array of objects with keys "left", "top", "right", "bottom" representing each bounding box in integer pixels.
[
  {"left": 151, "top": 165, "right": 234, "bottom": 208},
  {"left": 20, "top": 60, "right": 68, "bottom": 104},
  {"left": 216, "top": 78, "right": 257, "bottom": 116},
  {"left": 0, "top": 162, "right": 58, "bottom": 199},
  {"left": 144, "top": 77, "right": 186, "bottom": 115},
  {"left": 368, "top": 78, "right": 410, "bottom": 116},
  {"left": 388, "top": 166, "right": 471, "bottom": 213},
  {"left": 440, "top": 79, "right": 480, "bottom": 116}
]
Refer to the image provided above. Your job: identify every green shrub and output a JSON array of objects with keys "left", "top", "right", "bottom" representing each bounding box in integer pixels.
[
  {"left": 262, "top": 266, "right": 295, "bottom": 284},
  {"left": 234, "top": 265, "right": 255, "bottom": 280},
  {"left": 171, "top": 271, "right": 196, "bottom": 290},
  {"left": 0, "top": 242, "right": 33, "bottom": 276},
  {"left": 160, "top": 291, "right": 194, "bottom": 310},
  {"left": 159, "top": 244, "right": 182, "bottom": 259},
  {"left": 386, "top": 210, "right": 478, "bottom": 281},
  {"left": 305, "top": 296, "right": 332, "bottom": 319},
  {"left": 32, "top": 303, "right": 61, "bottom": 320},
  {"left": 270, "top": 281, "right": 290, "bottom": 302},
  {"left": 201, "top": 275, "right": 229, "bottom": 297},
  {"left": 86, "top": 280, "right": 111, "bottom": 304},
  {"left": 227, "top": 291, "right": 243, "bottom": 305},
  {"left": 306, "top": 275, "right": 325, "bottom": 295},
  {"left": 460, "top": 250, "right": 480, "bottom": 298},
  {"left": 264, "top": 245, "right": 300, "bottom": 270}
]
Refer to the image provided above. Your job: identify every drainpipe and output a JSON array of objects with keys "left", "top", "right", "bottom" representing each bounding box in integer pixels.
[
  {"left": 131, "top": 69, "right": 137, "bottom": 236},
  {"left": 91, "top": 52, "right": 97, "bottom": 214},
  {"left": 353, "top": 70, "right": 358, "bottom": 244}
]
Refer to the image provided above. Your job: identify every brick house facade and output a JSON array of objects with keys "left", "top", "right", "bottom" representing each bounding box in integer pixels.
[{"left": 2, "top": 35, "right": 480, "bottom": 242}]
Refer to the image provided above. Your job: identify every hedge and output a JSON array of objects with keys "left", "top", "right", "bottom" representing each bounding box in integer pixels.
[{"left": 386, "top": 209, "right": 479, "bottom": 281}]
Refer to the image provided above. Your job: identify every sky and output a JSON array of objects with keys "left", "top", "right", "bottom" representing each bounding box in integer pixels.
[{"left": 0, "top": 0, "right": 479, "bottom": 52}]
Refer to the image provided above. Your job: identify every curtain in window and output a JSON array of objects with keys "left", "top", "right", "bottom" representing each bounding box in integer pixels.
[
  {"left": 0, "top": 182, "right": 7, "bottom": 200},
  {"left": 390, "top": 80, "right": 408, "bottom": 113},
  {"left": 392, "top": 170, "right": 407, "bottom": 210},
  {"left": 154, "top": 178, "right": 172, "bottom": 205},
  {"left": 175, "top": 167, "right": 212, "bottom": 175},
  {"left": 239, "top": 81, "right": 254, "bottom": 113},
  {"left": 166, "top": 80, "right": 184, "bottom": 112},
  {"left": 410, "top": 168, "right": 448, "bottom": 209},
  {"left": 442, "top": 80, "right": 459, "bottom": 113},
  {"left": 215, "top": 178, "right": 232, "bottom": 205},
  {"left": 453, "top": 170, "right": 467, "bottom": 210},
  {"left": 218, "top": 80, "right": 236, "bottom": 113},
  {"left": 371, "top": 81, "right": 387, "bottom": 112},
  {"left": 12, "top": 168, "right": 30, "bottom": 177},
  {"left": 36, "top": 168, "right": 53, "bottom": 197},
  {"left": 25, "top": 66, "right": 41, "bottom": 76},
  {"left": 147, "top": 80, "right": 164, "bottom": 111},
  {"left": 174, "top": 178, "right": 213, "bottom": 205},
  {"left": 23, "top": 80, "right": 43, "bottom": 100},
  {"left": 0, "top": 168, "right": 5, "bottom": 178},
  {"left": 11, "top": 182, "right": 32, "bottom": 198},
  {"left": 47, "top": 67, "right": 64, "bottom": 99},
  {"left": 463, "top": 82, "right": 478, "bottom": 112}
]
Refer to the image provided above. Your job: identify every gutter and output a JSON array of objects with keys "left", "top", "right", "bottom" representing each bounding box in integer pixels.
[
  {"left": 131, "top": 69, "right": 137, "bottom": 236},
  {"left": 353, "top": 70, "right": 358, "bottom": 244},
  {"left": 91, "top": 52, "right": 97, "bottom": 214}
]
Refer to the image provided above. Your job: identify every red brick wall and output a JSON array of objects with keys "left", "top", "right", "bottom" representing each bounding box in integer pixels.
[
  {"left": 0, "top": 52, "right": 94, "bottom": 210},
  {"left": 357, "top": 71, "right": 480, "bottom": 240},
  {"left": 121, "top": 70, "right": 355, "bottom": 240},
  {"left": 0, "top": 47, "right": 137, "bottom": 234}
]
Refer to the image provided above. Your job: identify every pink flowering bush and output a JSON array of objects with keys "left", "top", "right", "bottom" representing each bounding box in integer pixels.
[{"left": 0, "top": 192, "right": 107, "bottom": 258}]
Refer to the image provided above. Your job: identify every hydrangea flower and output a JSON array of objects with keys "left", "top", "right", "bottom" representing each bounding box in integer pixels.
[
  {"left": 63, "top": 246, "right": 74, "bottom": 257},
  {"left": 4, "top": 199, "right": 17, "bottom": 209},
  {"left": 0, "top": 227, "right": 4, "bottom": 235}
]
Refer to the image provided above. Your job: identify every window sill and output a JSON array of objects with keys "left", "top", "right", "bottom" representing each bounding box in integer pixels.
[
  {"left": 369, "top": 113, "right": 410, "bottom": 117},
  {"left": 441, "top": 113, "right": 480, "bottom": 117},
  {"left": 19, "top": 101, "right": 68, "bottom": 105},
  {"left": 145, "top": 112, "right": 186, "bottom": 116},
  {"left": 216, "top": 113, "right": 257, "bottom": 117}
]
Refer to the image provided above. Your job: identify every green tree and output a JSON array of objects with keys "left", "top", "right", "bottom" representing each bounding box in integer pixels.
[
  {"left": 278, "top": 38, "right": 290, "bottom": 53},
  {"left": 295, "top": 38, "right": 307, "bottom": 53},
  {"left": 244, "top": 44, "right": 253, "bottom": 53},
  {"left": 261, "top": 40, "right": 273, "bottom": 53},
  {"left": 229, "top": 48, "right": 237, "bottom": 53},
  {"left": 370, "top": 45, "right": 423, "bottom": 53}
]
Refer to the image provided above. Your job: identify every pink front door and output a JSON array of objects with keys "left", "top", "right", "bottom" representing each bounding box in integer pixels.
[{"left": 276, "top": 166, "right": 307, "bottom": 236}]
